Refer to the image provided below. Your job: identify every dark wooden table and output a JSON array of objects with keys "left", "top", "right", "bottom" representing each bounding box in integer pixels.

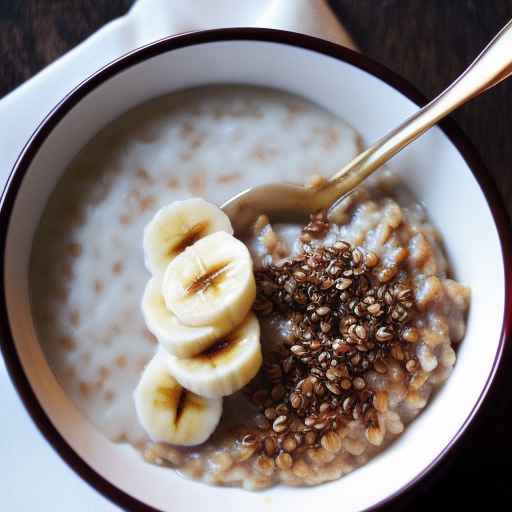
[{"left": 1, "top": 0, "right": 511, "bottom": 509}]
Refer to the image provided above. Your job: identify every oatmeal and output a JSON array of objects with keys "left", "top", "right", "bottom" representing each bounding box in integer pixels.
[{"left": 29, "top": 85, "right": 469, "bottom": 491}]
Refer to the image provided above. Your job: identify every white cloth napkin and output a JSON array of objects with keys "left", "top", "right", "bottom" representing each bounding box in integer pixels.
[
  {"left": 0, "top": 1, "right": 354, "bottom": 510},
  {"left": 0, "top": 0, "right": 355, "bottom": 188}
]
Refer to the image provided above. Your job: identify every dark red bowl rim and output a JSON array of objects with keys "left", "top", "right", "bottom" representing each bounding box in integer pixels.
[{"left": 0, "top": 27, "right": 510, "bottom": 512}]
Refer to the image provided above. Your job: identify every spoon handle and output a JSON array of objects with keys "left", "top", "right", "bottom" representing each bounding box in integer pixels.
[{"left": 313, "top": 18, "right": 512, "bottom": 211}]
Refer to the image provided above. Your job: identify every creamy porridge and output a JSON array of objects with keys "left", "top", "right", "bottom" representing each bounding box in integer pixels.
[
  {"left": 30, "top": 86, "right": 360, "bottom": 443},
  {"left": 30, "top": 85, "right": 469, "bottom": 490}
]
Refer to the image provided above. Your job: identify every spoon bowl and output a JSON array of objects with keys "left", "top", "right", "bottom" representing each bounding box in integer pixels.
[{"left": 222, "top": 182, "right": 319, "bottom": 234}]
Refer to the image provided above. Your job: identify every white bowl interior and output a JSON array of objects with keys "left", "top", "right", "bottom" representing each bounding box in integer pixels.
[{"left": 4, "top": 40, "right": 504, "bottom": 511}]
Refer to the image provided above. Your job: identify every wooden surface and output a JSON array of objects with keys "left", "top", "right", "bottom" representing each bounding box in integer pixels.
[{"left": 1, "top": 0, "right": 511, "bottom": 509}]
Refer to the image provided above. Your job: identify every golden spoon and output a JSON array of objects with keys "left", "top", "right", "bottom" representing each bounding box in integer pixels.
[{"left": 222, "top": 19, "right": 512, "bottom": 233}]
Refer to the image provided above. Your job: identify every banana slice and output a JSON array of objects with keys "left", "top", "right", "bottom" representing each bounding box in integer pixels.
[
  {"left": 142, "top": 277, "right": 232, "bottom": 358},
  {"left": 143, "top": 198, "right": 233, "bottom": 275},
  {"left": 134, "top": 350, "right": 222, "bottom": 446},
  {"left": 163, "top": 231, "right": 256, "bottom": 328},
  {"left": 164, "top": 313, "right": 262, "bottom": 398}
]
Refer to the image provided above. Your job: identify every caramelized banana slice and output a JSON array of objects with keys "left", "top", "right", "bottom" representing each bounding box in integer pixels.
[
  {"left": 142, "top": 277, "right": 232, "bottom": 358},
  {"left": 134, "top": 350, "right": 222, "bottom": 446},
  {"left": 163, "top": 231, "right": 256, "bottom": 328},
  {"left": 164, "top": 313, "right": 262, "bottom": 398},
  {"left": 143, "top": 198, "right": 233, "bottom": 275}
]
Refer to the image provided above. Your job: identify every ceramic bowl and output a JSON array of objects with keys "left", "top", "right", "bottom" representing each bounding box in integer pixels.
[{"left": 0, "top": 28, "right": 510, "bottom": 512}]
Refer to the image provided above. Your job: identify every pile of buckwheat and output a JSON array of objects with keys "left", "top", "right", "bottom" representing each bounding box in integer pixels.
[{"left": 242, "top": 211, "right": 420, "bottom": 471}]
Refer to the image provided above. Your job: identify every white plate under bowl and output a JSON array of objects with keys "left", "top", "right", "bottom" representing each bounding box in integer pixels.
[{"left": 0, "top": 28, "right": 510, "bottom": 512}]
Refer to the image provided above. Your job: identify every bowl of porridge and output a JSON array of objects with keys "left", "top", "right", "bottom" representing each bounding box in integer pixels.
[{"left": 0, "top": 28, "right": 510, "bottom": 512}]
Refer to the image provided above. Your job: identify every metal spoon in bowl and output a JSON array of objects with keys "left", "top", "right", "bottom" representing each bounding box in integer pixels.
[{"left": 222, "top": 19, "right": 512, "bottom": 234}]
